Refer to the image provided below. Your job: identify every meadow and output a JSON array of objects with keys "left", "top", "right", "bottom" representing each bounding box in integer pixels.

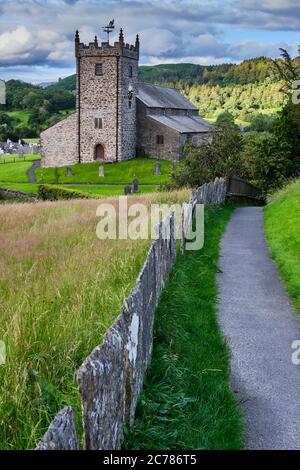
[{"left": 0, "top": 190, "right": 188, "bottom": 449}]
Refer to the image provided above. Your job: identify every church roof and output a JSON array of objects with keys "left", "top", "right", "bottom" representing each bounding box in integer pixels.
[
  {"left": 148, "top": 114, "right": 213, "bottom": 133},
  {"left": 137, "top": 82, "right": 197, "bottom": 110}
]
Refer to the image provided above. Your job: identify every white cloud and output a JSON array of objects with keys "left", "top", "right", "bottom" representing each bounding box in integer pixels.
[{"left": 0, "top": 0, "right": 298, "bottom": 80}]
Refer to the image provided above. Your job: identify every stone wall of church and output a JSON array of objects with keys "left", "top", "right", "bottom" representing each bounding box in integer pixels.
[
  {"left": 77, "top": 40, "right": 139, "bottom": 163},
  {"left": 41, "top": 113, "right": 78, "bottom": 168},
  {"left": 79, "top": 55, "right": 118, "bottom": 162},
  {"left": 137, "top": 101, "right": 181, "bottom": 161},
  {"left": 119, "top": 56, "right": 138, "bottom": 161}
]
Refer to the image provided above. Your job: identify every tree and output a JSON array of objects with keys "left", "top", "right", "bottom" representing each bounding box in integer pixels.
[
  {"left": 241, "top": 132, "right": 292, "bottom": 192},
  {"left": 273, "top": 47, "right": 300, "bottom": 97},
  {"left": 272, "top": 46, "right": 300, "bottom": 175},
  {"left": 247, "top": 114, "right": 276, "bottom": 133},
  {"left": 215, "top": 111, "right": 238, "bottom": 130},
  {"left": 170, "top": 127, "right": 245, "bottom": 189}
]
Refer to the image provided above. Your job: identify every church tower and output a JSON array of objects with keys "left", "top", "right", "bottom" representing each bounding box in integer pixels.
[{"left": 75, "top": 27, "right": 140, "bottom": 163}]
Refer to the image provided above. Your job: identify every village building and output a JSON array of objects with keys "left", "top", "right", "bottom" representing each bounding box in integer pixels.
[{"left": 41, "top": 28, "right": 213, "bottom": 168}]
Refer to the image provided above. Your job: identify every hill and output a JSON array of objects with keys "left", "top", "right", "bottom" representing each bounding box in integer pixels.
[
  {"left": 0, "top": 57, "right": 292, "bottom": 139},
  {"left": 49, "top": 57, "right": 279, "bottom": 91}
]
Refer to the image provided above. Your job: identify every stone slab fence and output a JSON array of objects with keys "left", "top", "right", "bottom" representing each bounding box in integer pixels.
[{"left": 37, "top": 178, "right": 228, "bottom": 451}]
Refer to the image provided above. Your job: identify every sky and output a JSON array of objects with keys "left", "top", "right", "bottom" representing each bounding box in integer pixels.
[{"left": 0, "top": 0, "right": 299, "bottom": 83}]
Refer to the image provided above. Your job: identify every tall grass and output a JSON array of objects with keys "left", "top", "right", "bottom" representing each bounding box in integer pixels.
[{"left": 0, "top": 190, "right": 189, "bottom": 449}]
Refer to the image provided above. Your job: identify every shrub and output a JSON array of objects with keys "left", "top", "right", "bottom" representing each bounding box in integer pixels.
[{"left": 37, "top": 184, "right": 93, "bottom": 201}]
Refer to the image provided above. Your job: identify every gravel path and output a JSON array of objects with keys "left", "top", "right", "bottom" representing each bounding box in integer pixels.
[
  {"left": 217, "top": 207, "right": 300, "bottom": 450},
  {"left": 27, "top": 160, "right": 41, "bottom": 183}
]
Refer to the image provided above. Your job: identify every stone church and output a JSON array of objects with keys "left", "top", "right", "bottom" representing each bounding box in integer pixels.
[{"left": 41, "top": 28, "right": 213, "bottom": 168}]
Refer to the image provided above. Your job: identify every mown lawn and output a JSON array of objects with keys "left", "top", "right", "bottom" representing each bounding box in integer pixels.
[
  {"left": 264, "top": 179, "right": 300, "bottom": 312},
  {"left": 0, "top": 183, "right": 38, "bottom": 194},
  {"left": 124, "top": 204, "right": 244, "bottom": 450},
  {"left": 36, "top": 158, "right": 173, "bottom": 185},
  {"left": 0, "top": 161, "right": 33, "bottom": 182},
  {"left": 0, "top": 154, "right": 41, "bottom": 164},
  {"left": 0, "top": 189, "right": 189, "bottom": 450},
  {"left": 0, "top": 183, "right": 159, "bottom": 197},
  {"left": 66, "top": 185, "right": 159, "bottom": 197}
]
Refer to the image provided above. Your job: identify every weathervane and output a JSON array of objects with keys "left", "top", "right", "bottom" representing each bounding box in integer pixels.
[{"left": 103, "top": 19, "right": 115, "bottom": 44}]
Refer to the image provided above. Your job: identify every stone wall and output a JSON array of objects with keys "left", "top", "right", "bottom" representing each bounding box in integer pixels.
[
  {"left": 40, "top": 114, "right": 78, "bottom": 168},
  {"left": 137, "top": 101, "right": 181, "bottom": 161},
  {"left": 37, "top": 179, "right": 228, "bottom": 451},
  {"left": 0, "top": 188, "right": 36, "bottom": 200}
]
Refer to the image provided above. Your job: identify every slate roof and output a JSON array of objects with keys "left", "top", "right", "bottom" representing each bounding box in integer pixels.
[
  {"left": 137, "top": 82, "right": 197, "bottom": 110},
  {"left": 148, "top": 114, "right": 213, "bottom": 133}
]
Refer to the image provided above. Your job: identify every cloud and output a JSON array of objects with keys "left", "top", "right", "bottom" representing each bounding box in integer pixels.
[{"left": 0, "top": 0, "right": 298, "bottom": 81}]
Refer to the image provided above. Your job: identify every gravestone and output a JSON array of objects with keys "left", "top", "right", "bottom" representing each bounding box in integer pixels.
[
  {"left": 173, "top": 160, "right": 177, "bottom": 173},
  {"left": 124, "top": 185, "right": 131, "bottom": 195},
  {"left": 154, "top": 162, "right": 162, "bottom": 175},
  {"left": 67, "top": 167, "right": 73, "bottom": 177},
  {"left": 132, "top": 178, "right": 139, "bottom": 193},
  {"left": 99, "top": 166, "right": 105, "bottom": 177}
]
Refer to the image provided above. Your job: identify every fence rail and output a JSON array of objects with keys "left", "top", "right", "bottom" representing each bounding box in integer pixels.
[{"left": 227, "top": 176, "right": 261, "bottom": 200}]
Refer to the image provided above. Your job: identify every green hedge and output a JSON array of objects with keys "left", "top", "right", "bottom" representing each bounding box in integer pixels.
[{"left": 37, "top": 184, "right": 94, "bottom": 201}]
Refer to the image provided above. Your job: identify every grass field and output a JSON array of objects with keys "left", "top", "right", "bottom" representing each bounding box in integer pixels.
[
  {"left": 7, "top": 111, "right": 31, "bottom": 126},
  {"left": 0, "top": 183, "right": 38, "bottom": 194},
  {"left": 0, "top": 190, "right": 188, "bottom": 450},
  {"left": 0, "top": 183, "right": 159, "bottom": 197},
  {"left": 264, "top": 179, "right": 300, "bottom": 313},
  {"left": 36, "top": 158, "right": 173, "bottom": 185},
  {"left": 0, "top": 161, "right": 33, "bottom": 183},
  {"left": 0, "top": 154, "right": 41, "bottom": 164},
  {"left": 23, "top": 138, "right": 40, "bottom": 144},
  {"left": 124, "top": 204, "right": 243, "bottom": 450}
]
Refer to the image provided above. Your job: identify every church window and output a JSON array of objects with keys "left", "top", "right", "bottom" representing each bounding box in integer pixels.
[
  {"left": 156, "top": 135, "right": 164, "bottom": 145},
  {"left": 95, "top": 63, "right": 103, "bottom": 76},
  {"left": 95, "top": 118, "right": 103, "bottom": 129},
  {"left": 129, "top": 65, "right": 133, "bottom": 78}
]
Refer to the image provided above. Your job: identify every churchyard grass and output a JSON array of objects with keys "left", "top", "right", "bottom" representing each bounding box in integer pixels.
[
  {"left": 0, "top": 189, "right": 189, "bottom": 449},
  {"left": 0, "top": 183, "right": 38, "bottom": 194},
  {"left": 0, "top": 183, "right": 159, "bottom": 197},
  {"left": 0, "top": 161, "right": 33, "bottom": 183},
  {"left": 124, "top": 204, "right": 244, "bottom": 450},
  {"left": 264, "top": 179, "right": 300, "bottom": 313},
  {"left": 65, "top": 185, "right": 159, "bottom": 196},
  {"left": 36, "top": 157, "right": 173, "bottom": 185}
]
